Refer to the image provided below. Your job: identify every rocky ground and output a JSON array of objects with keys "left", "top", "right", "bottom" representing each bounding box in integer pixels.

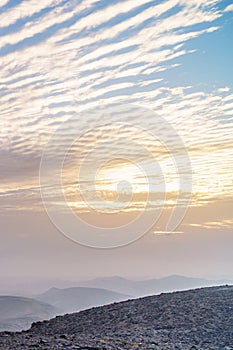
[{"left": 0, "top": 286, "right": 232, "bottom": 349}]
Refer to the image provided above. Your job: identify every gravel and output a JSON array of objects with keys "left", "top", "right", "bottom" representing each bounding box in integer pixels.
[{"left": 0, "top": 285, "right": 232, "bottom": 349}]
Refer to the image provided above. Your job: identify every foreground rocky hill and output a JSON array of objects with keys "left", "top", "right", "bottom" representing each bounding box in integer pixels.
[{"left": 0, "top": 286, "right": 232, "bottom": 349}]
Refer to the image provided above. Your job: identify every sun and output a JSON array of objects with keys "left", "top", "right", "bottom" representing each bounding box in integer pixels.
[{"left": 95, "top": 159, "right": 148, "bottom": 196}]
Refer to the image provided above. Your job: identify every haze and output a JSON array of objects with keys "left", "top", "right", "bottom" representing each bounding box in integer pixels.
[{"left": 0, "top": 0, "right": 233, "bottom": 295}]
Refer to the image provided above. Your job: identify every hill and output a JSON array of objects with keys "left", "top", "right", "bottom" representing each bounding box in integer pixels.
[
  {"left": 0, "top": 296, "right": 57, "bottom": 332},
  {"left": 79, "top": 275, "right": 227, "bottom": 296},
  {"left": 0, "top": 285, "right": 232, "bottom": 349},
  {"left": 35, "top": 286, "right": 130, "bottom": 314}
]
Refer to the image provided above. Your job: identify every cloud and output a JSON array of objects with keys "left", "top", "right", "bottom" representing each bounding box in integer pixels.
[
  {"left": 189, "top": 219, "right": 233, "bottom": 230},
  {"left": 0, "top": 0, "right": 232, "bottom": 217},
  {"left": 224, "top": 4, "right": 233, "bottom": 12},
  {"left": 0, "top": 0, "right": 63, "bottom": 28},
  {"left": 0, "top": 0, "right": 10, "bottom": 8},
  {"left": 151, "top": 230, "right": 184, "bottom": 235},
  {"left": 217, "top": 86, "right": 230, "bottom": 93}
]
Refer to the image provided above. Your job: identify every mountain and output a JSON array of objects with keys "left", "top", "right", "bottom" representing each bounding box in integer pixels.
[
  {"left": 1, "top": 285, "right": 232, "bottom": 349},
  {"left": 79, "top": 276, "right": 137, "bottom": 295},
  {"left": 78, "top": 275, "right": 230, "bottom": 296},
  {"left": 0, "top": 287, "right": 129, "bottom": 332},
  {"left": 35, "top": 286, "right": 130, "bottom": 314},
  {"left": 0, "top": 296, "right": 57, "bottom": 332}
]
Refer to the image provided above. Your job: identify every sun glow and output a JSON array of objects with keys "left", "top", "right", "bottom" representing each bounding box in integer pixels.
[{"left": 96, "top": 160, "right": 149, "bottom": 196}]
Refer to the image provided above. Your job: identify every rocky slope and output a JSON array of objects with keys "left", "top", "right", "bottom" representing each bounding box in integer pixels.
[{"left": 0, "top": 286, "right": 232, "bottom": 349}]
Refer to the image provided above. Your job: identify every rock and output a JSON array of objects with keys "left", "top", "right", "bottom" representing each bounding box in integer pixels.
[{"left": 0, "top": 286, "right": 233, "bottom": 349}]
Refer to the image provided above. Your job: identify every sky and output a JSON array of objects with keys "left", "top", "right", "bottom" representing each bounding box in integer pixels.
[{"left": 0, "top": 0, "right": 233, "bottom": 292}]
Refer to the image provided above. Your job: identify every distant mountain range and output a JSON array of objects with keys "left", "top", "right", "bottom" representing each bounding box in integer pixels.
[
  {"left": 1, "top": 275, "right": 232, "bottom": 332},
  {"left": 35, "top": 286, "right": 129, "bottom": 314},
  {"left": 0, "top": 287, "right": 129, "bottom": 331},
  {"left": 77, "top": 274, "right": 231, "bottom": 296},
  {"left": 0, "top": 296, "right": 56, "bottom": 332}
]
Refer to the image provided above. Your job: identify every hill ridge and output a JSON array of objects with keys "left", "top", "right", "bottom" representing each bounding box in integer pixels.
[{"left": 0, "top": 285, "right": 232, "bottom": 349}]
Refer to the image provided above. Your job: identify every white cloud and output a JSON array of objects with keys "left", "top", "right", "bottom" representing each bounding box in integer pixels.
[
  {"left": 224, "top": 4, "right": 233, "bottom": 12},
  {"left": 0, "top": 0, "right": 10, "bottom": 8},
  {"left": 0, "top": 0, "right": 63, "bottom": 28},
  {"left": 0, "top": 0, "right": 232, "bottom": 213},
  {"left": 217, "top": 86, "right": 230, "bottom": 93}
]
